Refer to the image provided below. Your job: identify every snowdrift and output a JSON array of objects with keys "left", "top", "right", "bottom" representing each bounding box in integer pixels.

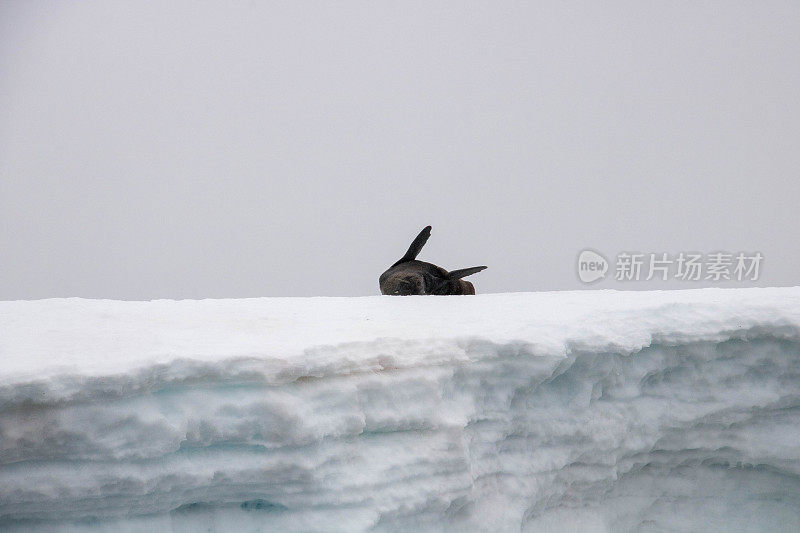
[{"left": 1, "top": 288, "right": 800, "bottom": 532}]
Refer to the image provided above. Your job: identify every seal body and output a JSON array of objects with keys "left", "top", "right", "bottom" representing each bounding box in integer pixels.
[
  {"left": 379, "top": 261, "right": 477, "bottom": 295},
  {"left": 379, "top": 226, "right": 486, "bottom": 295}
]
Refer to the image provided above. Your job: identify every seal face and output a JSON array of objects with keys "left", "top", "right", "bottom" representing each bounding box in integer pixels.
[{"left": 379, "top": 226, "right": 486, "bottom": 295}]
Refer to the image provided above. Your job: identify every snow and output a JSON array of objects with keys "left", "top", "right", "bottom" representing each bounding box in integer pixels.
[{"left": 1, "top": 287, "right": 800, "bottom": 532}]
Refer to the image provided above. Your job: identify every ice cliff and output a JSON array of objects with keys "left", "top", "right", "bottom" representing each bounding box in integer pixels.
[{"left": 1, "top": 287, "right": 800, "bottom": 532}]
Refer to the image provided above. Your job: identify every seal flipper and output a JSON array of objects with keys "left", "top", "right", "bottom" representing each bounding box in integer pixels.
[
  {"left": 390, "top": 226, "right": 432, "bottom": 268},
  {"left": 447, "top": 266, "right": 487, "bottom": 279}
]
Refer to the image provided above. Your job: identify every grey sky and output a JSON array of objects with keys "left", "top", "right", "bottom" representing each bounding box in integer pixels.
[{"left": 1, "top": 1, "right": 799, "bottom": 299}]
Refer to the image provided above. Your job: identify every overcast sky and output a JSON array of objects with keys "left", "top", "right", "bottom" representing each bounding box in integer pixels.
[{"left": 1, "top": 1, "right": 799, "bottom": 299}]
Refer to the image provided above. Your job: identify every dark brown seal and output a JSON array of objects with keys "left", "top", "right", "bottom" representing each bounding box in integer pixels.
[{"left": 379, "top": 226, "right": 487, "bottom": 295}]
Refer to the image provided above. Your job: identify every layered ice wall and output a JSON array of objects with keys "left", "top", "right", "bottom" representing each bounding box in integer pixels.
[{"left": 1, "top": 288, "right": 800, "bottom": 532}]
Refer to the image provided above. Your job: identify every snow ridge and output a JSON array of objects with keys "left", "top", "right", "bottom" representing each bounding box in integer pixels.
[{"left": 1, "top": 288, "right": 799, "bottom": 532}]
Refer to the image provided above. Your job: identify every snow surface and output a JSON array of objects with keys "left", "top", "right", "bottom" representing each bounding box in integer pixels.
[{"left": 1, "top": 287, "right": 800, "bottom": 532}]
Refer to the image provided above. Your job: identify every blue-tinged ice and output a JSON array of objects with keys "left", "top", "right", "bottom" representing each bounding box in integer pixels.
[{"left": 1, "top": 288, "right": 800, "bottom": 532}]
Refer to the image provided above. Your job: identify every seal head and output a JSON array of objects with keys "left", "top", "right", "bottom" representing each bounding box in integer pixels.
[{"left": 379, "top": 226, "right": 486, "bottom": 295}]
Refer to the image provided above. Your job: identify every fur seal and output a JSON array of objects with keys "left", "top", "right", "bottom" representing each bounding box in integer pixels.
[{"left": 379, "top": 226, "right": 487, "bottom": 295}]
